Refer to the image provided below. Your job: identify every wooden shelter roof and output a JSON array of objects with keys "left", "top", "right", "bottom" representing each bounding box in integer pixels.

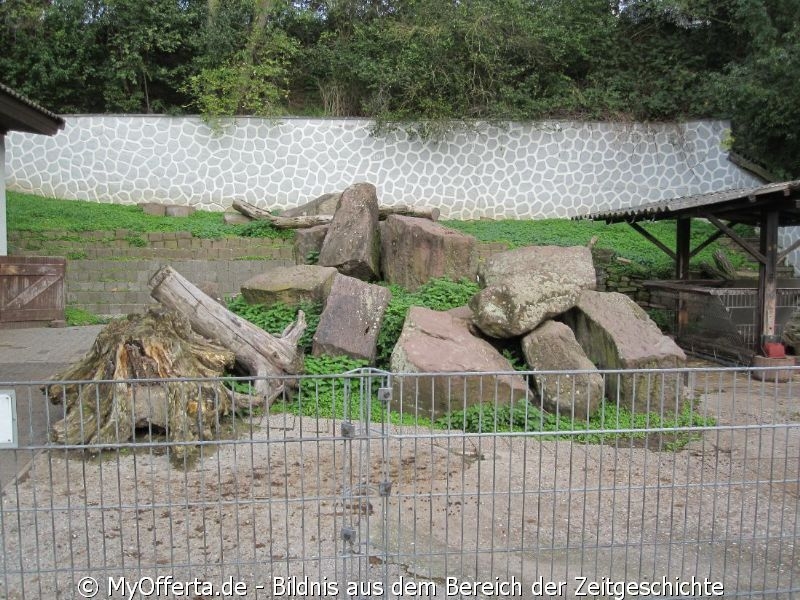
[
  {"left": 573, "top": 179, "right": 800, "bottom": 356},
  {"left": 573, "top": 180, "right": 800, "bottom": 226}
]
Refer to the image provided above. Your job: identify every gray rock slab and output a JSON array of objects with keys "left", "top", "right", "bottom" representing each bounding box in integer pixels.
[
  {"left": 562, "top": 290, "right": 687, "bottom": 412},
  {"left": 390, "top": 306, "right": 529, "bottom": 419},
  {"left": 223, "top": 212, "right": 253, "bottom": 225},
  {"left": 165, "top": 205, "right": 196, "bottom": 217},
  {"left": 138, "top": 202, "right": 166, "bottom": 216},
  {"left": 318, "top": 183, "right": 381, "bottom": 281},
  {"left": 312, "top": 274, "right": 391, "bottom": 363},
  {"left": 240, "top": 265, "right": 338, "bottom": 306},
  {"left": 380, "top": 215, "right": 477, "bottom": 291},
  {"left": 293, "top": 225, "right": 329, "bottom": 265},
  {"left": 522, "top": 320, "right": 604, "bottom": 419},
  {"left": 283, "top": 192, "right": 341, "bottom": 217},
  {"left": 471, "top": 245, "right": 596, "bottom": 338}
]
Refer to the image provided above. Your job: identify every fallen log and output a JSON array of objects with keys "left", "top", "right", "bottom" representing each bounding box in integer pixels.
[
  {"left": 378, "top": 205, "right": 440, "bottom": 221},
  {"left": 149, "top": 265, "right": 306, "bottom": 400},
  {"left": 46, "top": 308, "right": 241, "bottom": 455},
  {"left": 232, "top": 200, "right": 331, "bottom": 229},
  {"left": 232, "top": 199, "right": 440, "bottom": 229}
]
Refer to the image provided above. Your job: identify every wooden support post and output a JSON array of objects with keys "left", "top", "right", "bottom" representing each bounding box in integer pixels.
[
  {"left": 675, "top": 218, "right": 691, "bottom": 335},
  {"left": 757, "top": 209, "right": 780, "bottom": 350},
  {"left": 675, "top": 218, "right": 691, "bottom": 280}
]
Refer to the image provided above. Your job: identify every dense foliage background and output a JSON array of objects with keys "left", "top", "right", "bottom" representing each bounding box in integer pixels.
[{"left": 1, "top": 0, "right": 798, "bottom": 177}]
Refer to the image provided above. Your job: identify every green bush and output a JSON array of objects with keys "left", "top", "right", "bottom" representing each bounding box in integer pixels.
[{"left": 281, "top": 354, "right": 371, "bottom": 419}]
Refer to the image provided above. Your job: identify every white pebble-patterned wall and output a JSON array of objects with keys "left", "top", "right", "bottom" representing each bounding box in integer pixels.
[{"left": 7, "top": 116, "right": 761, "bottom": 219}]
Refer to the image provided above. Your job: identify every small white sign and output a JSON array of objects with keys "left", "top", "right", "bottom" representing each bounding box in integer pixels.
[{"left": 0, "top": 390, "right": 18, "bottom": 448}]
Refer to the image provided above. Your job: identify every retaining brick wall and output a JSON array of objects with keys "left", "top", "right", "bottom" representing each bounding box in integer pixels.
[
  {"left": 9, "top": 231, "right": 294, "bottom": 315},
  {"left": 66, "top": 258, "right": 291, "bottom": 315},
  {"left": 8, "top": 229, "right": 682, "bottom": 316}
]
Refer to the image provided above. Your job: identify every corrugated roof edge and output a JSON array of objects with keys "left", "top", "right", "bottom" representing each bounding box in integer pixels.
[
  {"left": 572, "top": 180, "right": 800, "bottom": 223},
  {"left": 0, "top": 82, "right": 65, "bottom": 127}
]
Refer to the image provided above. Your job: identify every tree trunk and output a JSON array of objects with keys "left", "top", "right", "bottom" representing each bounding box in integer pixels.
[
  {"left": 232, "top": 199, "right": 440, "bottom": 229},
  {"left": 149, "top": 265, "right": 306, "bottom": 399}
]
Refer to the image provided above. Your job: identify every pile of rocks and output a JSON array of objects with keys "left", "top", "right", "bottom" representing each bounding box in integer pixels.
[{"left": 239, "top": 182, "right": 686, "bottom": 419}]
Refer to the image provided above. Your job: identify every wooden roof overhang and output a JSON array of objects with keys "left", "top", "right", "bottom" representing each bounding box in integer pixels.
[{"left": 573, "top": 180, "right": 800, "bottom": 354}]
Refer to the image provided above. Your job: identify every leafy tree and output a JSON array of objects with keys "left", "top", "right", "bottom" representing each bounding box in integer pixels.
[
  {"left": 183, "top": 0, "right": 299, "bottom": 121},
  {"left": 98, "top": 0, "right": 203, "bottom": 112},
  {"left": 710, "top": 1, "right": 800, "bottom": 178},
  {"left": 1, "top": 0, "right": 798, "bottom": 176},
  {"left": 0, "top": 0, "right": 106, "bottom": 112}
]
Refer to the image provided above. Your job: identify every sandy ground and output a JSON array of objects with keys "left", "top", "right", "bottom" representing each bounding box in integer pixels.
[{"left": 0, "top": 368, "right": 798, "bottom": 599}]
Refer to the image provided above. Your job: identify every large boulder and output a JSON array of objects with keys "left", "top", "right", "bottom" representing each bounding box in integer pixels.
[
  {"left": 318, "top": 183, "right": 381, "bottom": 281},
  {"left": 390, "top": 306, "right": 530, "bottom": 418},
  {"left": 293, "top": 224, "right": 330, "bottom": 265},
  {"left": 282, "top": 192, "right": 341, "bottom": 217},
  {"left": 380, "top": 215, "right": 477, "bottom": 291},
  {"left": 562, "top": 290, "right": 686, "bottom": 411},
  {"left": 470, "top": 245, "right": 596, "bottom": 338},
  {"left": 240, "top": 265, "right": 338, "bottom": 306},
  {"left": 521, "top": 320, "right": 604, "bottom": 419},
  {"left": 312, "top": 274, "right": 391, "bottom": 363}
]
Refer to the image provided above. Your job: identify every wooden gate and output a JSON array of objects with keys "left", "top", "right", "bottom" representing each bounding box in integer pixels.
[{"left": 0, "top": 256, "right": 65, "bottom": 326}]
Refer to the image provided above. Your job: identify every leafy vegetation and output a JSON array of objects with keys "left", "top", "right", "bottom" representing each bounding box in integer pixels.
[
  {"left": 226, "top": 296, "right": 321, "bottom": 352},
  {"left": 225, "top": 279, "right": 712, "bottom": 450},
  {"left": 6, "top": 192, "right": 291, "bottom": 240},
  {"left": 65, "top": 306, "right": 109, "bottom": 326},
  {"left": 437, "top": 399, "right": 715, "bottom": 451},
  {"left": 1, "top": 1, "right": 797, "bottom": 175}
]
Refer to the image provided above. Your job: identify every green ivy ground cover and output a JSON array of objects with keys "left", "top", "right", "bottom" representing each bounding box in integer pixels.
[
  {"left": 226, "top": 281, "right": 714, "bottom": 448},
  {"left": 7, "top": 192, "right": 291, "bottom": 240}
]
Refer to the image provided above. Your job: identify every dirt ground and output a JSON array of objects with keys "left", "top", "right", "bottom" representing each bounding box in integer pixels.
[{"left": 0, "top": 366, "right": 798, "bottom": 599}]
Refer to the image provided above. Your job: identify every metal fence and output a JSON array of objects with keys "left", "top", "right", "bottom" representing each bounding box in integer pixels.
[
  {"left": 0, "top": 366, "right": 798, "bottom": 599},
  {"left": 645, "top": 280, "right": 800, "bottom": 364}
]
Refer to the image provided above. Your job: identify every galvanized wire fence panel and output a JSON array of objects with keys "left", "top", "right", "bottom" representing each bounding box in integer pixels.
[{"left": 0, "top": 366, "right": 798, "bottom": 599}]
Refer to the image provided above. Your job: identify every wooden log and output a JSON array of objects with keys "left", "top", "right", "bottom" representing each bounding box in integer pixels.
[
  {"left": 378, "top": 205, "right": 440, "bottom": 221},
  {"left": 232, "top": 200, "right": 332, "bottom": 229},
  {"left": 232, "top": 199, "right": 440, "bottom": 229},
  {"left": 149, "top": 266, "right": 306, "bottom": 399}
]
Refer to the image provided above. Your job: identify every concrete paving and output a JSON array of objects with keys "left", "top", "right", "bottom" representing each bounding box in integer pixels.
[{"left": 0, "top": 325, "right": 103, "bottom": 487}]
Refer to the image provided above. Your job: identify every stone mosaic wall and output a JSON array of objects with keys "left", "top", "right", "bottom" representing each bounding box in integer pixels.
[
  {"left": 7, "top": 116, "right": 761, "bottom": 218},
  {"left": 8, "top": 115, "right": 798, "bottom": 271}
]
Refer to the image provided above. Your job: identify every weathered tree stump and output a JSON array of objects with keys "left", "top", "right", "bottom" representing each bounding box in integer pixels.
[
  {"left": 46, "top": 266, "right": 308, "bottom": 459},
  {"left": 47, "top": 309, "right": 238, "bottom": 457}
]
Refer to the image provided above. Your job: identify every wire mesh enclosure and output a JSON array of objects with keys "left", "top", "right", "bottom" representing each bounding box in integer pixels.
[
  {"left": 0, "top": 366, "right": 798, "bottom": 599},
  {"left": 646, "top": 280, "right": 800, "bottom": 364}
]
